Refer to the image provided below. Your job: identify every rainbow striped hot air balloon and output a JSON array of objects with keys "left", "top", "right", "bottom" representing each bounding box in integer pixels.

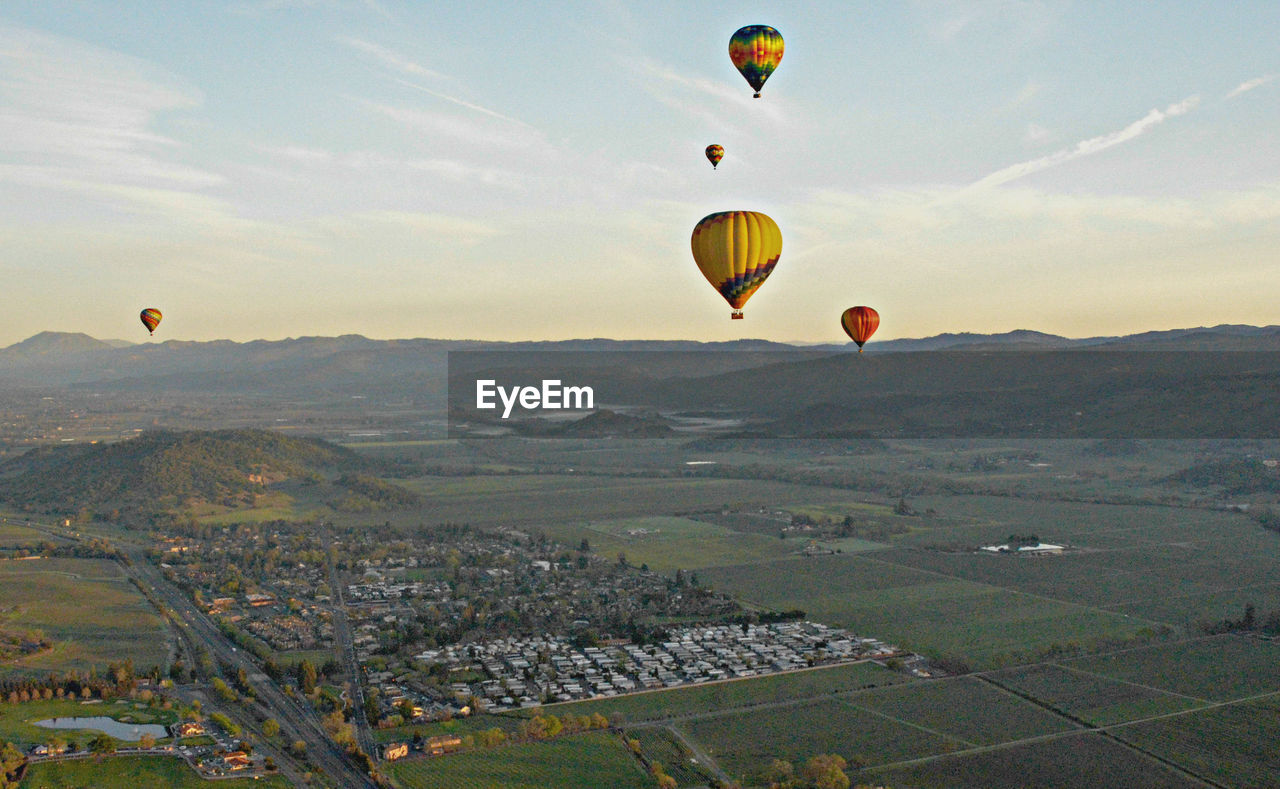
[
  {"left": 729, "top": 25, "right": 784, "bottom": 98},
  {"left": 690, "top": 211, "right": 782, "bottom": 320},
  {"left": 841, "top": 306, "right": 880, "bottom": 352},
  {"left": 705, "top": 144, "right": 724, "bottom": 169},
  {"left": 139, "top": 308, "right": 162, "bottom": 336}
]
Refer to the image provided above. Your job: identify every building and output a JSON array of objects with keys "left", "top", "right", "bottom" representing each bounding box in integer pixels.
[
  {"left": 382, "top": 742, "right": 410, "bottom": 761},
  {"left": 172, "top": 721, "right": 206, "bottom": 738},
  {"left": 425, "top": 735, "right": 463, "bottom": 756}
]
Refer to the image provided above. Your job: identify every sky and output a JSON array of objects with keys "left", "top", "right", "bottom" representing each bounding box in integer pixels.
[{"left": 0, "top": 0, "right": 1277, "bottom": 345}]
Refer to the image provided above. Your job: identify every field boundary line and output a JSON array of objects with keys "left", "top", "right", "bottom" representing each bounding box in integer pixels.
[
  {"left": 666, "top": 724, "right": 730, "bottom": 785},
  {"left": 834, "top": 696, "right": 978, "bottom": 748},
  {"left": 1047, "top": 661, "right": 1213, "bottom": 704}
]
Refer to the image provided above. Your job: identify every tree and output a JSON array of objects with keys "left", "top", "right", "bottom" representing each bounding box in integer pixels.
[
  {"left": 291, "top": 739, "right": 307, "bottom": 756},
  {"left": 297, "top": 659, "right": 318, "bottom": 695},
  {"left": 0, "top": 742, "right": 25, "bottom": 789},
  {"left": 765, "top": 758, "right": 794, "bottom": 785},
  {"left": 801, "top": 754, "right": 849, "bottom": 789},
  {"left": 138, "top": 732, "right": 156, "bottom": 749},
  {"left": 88, "top": 733, "right": 117, "bottom": 754},
  {"left": 262, "top": 718, "right": 280, "bottom": 738}
]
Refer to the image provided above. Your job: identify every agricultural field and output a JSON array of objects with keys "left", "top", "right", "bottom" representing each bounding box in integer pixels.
[
  {"left": 1061, "top": 635, "right": 1280, "bottom": 702},
  {"left": 682, "top": 698, "right": 963, "bottom": 780},
  {"left": 372, "top": 711, "right": 525, "bottom": 745},
  {"left": 386, "top": 731, "right": 650, "bottom": 789},
  {"left": 843, "top": 676, "right": 1080, "bottom": 746},
  {"left": 566, "top": 516, "right": 799, "bottom": 571},
  {"left": 625, "top": 727, "right": 718, "bottom": 787},
  {"left": 19, "top": 756, "right": 291, "bottom": 788},
  {"left": 867, "top": 732, "right": 1204, "bottom": 788},
  {"left": 0, "top": 698, "right": 176, "bottom": 747},
  {"left": 987, "top": 663, "right": 1201, "bottom": 726},
  {"left": 0, "top": 522, "right": 43, "bottom": 547},
  {"left": 1111, "top": 696, "right": 1280, "bottom": 787},
  {"left": 0, "top": 558, "right": 168, "bottom": 674},
  {"left": 539, "top": 661, "right": 909, "bottom": 724},
  {"left": 700, "top": 554, "right": 1153, "bottom": 668}
]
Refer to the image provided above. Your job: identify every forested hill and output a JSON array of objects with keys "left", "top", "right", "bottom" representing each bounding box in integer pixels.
[{"left": 0, "top": 429, "right": 362, "bottom": 518}]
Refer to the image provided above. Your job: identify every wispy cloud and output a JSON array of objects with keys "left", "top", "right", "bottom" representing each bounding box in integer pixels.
[
  {"left": 627, "top": 58, "right": 787, "bottom": 129},
  {"left": 964, "top": 96, "right": 1199, "bottom": 191},
  {"left": 1226, "top": 74, "right": 1275, "bottom": 99},
  {"left": 336, "top": 36, "right": 443, "bottom": 80},
  {"left": 391, "top": 78, "right": 528, "bottom": 126},
  {"left": 0, "top": 24, "right": 221, "bottom": 192}
]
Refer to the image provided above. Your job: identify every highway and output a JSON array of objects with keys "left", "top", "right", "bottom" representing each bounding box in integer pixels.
[{"left": 329, "top": 555, "right": 379, "bottom": 760}]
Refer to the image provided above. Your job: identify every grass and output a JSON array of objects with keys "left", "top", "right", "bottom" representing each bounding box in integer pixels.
[
  {"left": 868, "top": 732, "right": 1204, "bottom": 788},
  {"left": 20, "top": 755, "right": 291, "bottom": 788},
  {"left": 386, "top": 731, "right": 650, "bottom": 789},
  {"left": 0, "top": 558, "right": 168, "bottom": 674},
  {"left": 537, "top": 661, "right": 909, "bottom": 723},
  {"left": 0, "top": 698, "right": 177, "bottom": 747},
  {"left": 565, "top": 516, "right": 799, "bottom": 571}
]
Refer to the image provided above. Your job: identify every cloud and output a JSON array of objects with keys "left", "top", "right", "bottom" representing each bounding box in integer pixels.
[
  {"left": 964, "top": 96, "right": 1199, "bottom": 192},
  {"left": 1226, "top": 75, "right": 1276, "bottom": 99},
  {"left": 336, "top": 36, "right": 444, "bottom": 80},
  {"left": 391, "top": 78, "right": 528, "bottom": 126},
  {"left": 627, "top": 57, "right": 787, "bottom": 128},
  {"left": 1024, "top": 122, "right": 1052, "bottom": 145}
]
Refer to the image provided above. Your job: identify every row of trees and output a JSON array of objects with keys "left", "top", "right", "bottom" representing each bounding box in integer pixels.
[{"left": 1, "top": 661, "right": 149, "bottom": 704}]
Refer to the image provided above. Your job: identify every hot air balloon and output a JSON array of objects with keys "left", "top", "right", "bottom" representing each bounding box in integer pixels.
[
  {"left": 690, "top": 211, "right": 782, "bottom": 319},
  {"left": 705, "top": 144, "right": 724, "bottom": 169},
  {"left": 729, "top": 25, "right": 784, "bottom": 98},
  {"left": 139, "top": 308, "right": 162, "bottom": 336},
  {"left": 841, "top": 306, "right": 879, "bottom": 352}
]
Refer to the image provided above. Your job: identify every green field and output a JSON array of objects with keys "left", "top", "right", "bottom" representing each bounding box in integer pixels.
[
  {"left": 386, "top": 731, "right": 650, "bottom": 789},
  {"left": 868, "top": 732, "right": 1203, "bottom": 788},
  {"left": 626, "top": 727, "right": 717, "bottom": 788},
  {"left": 20, "top": 756, "right": 291, "bottom": 788},
  {"left": 700, "top": 554, "right": 1153, "bottom": 668},
  {"left": 1111, "top": 696, "right": 1280, "bottom": 787},
  {"left": 0, "top": 699, "right": 176, "bottom": 747},
  {"left": 539, "top": 662, "right": 909, "bottom": 723},
  {"left": 567, "top": 516, "right": 799, "bottom": 571},
  {"left": 843, "top": 676, "right": 1080, "bottom": 746},
  {"left": 0, "top": 558, "right": 168, "bottom": 674},
  {"left": 684, "top": 698, "right": 962, "bottom": 780},
  {"left": 987, "top": 663, "right": 1201, "bottom": 726},
  {"left": 1062, "top": 635, "right": 1280, "bottom": 702}
]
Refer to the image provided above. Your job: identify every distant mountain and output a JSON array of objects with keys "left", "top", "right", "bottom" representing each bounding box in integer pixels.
[
  {"left": 0, "top": 331, "right": 116, "bottom": 361},
  {"left": 548, "top": 409, "right": 676, "bottom": 438},
  {"left": 0, "top": 429, "right": 363, "bottom": 520}
]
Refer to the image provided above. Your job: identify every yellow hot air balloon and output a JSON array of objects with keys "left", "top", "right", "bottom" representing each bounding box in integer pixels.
[{"left": 690, "top": 211, "right": 782, "bottom": 319}]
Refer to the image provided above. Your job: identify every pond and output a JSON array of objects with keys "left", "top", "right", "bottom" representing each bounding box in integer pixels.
[{"left": 33, "top": 716, "right": 168, "bottom": 741}]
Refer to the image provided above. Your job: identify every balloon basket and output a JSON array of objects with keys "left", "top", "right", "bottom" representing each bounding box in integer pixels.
[
  {"left": 731, "top": 311, "right": 744, "bottom": 320},
  {"left": 753, "top": 92, "right": 761, "bottom": 98}
]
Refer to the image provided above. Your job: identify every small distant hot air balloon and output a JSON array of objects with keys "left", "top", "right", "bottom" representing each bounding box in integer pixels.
[
  {"left": 139, "top": 308, "right": 162, "bottom": 336},
  {"left": 841, "top": 306, "right": 879, "bottom": 352},
  {"left": 729, "top": 25, "right": 784, "bottom": 98},
  {"left": 690, "top": 211, "right": 782, "bottom": 319},
  {"left": 705, "top": 144, "right": 724, "bottom": 169}
]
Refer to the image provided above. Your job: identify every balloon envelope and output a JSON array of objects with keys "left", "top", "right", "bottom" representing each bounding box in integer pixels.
[
  {"left": 841, "top": 306, "right": 880, "bottom": 351},
  {"left": 729, "top": 25, "right": 784, "bottom": 97},
  {"left": 705, "top": 144, "right": 724, "bottom": 169},
  {"left": 139, "top": 308, "right": 162, "bottom": 336},
  {"left": 690, "top": 211, "right": 782, "bottom": 319}
]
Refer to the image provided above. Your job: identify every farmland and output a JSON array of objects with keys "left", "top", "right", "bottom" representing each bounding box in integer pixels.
[
  {"left": 626, "top": 727, "right": 718, "bottom": 787},
  {"left": 0, "top": 558, "right": 167, "bottom": 673},
  {"left": 19, "top": 756, "right": 292, "bottom": 788},
  {"left": 1061, "top": 635, "right": 1280, "bottom": 702},
  {"left": 988, "top": 663, "right": 1201, "bottom": 726},
  {"left": 385, "top": 731, "right": 650, "bottom": 789}
]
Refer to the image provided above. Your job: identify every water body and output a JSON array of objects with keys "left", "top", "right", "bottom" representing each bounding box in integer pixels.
[{"left": 34, "top": 716, "right": 168, "bottom": 741}]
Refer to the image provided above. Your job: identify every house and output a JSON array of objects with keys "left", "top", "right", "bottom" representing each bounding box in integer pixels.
[
  {"left": 425, "top": 735, "right": 463, "bottom": 756},
  {"left": 223, "top": 751, "right": 251, "bottom": 771},
  {"left": 382, "top": 742, "right": 410, "bottom": 761},
  {"left": 172, "top": 721, "right": 206, "bottom": 738}
]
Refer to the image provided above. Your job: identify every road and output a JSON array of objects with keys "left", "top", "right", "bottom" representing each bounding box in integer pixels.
[
  {"left": 328, "top": 554, "right": 379, "bottom": 759},
  {"left": 130, "top": 551, "right": 379, "bottom": 789}
]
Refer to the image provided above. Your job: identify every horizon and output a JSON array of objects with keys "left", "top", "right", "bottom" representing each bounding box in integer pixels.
[{"left": 1, "top": 2, "right": 1277, "bottom": 347}]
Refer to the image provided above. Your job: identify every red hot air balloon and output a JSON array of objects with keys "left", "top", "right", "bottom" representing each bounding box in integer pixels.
[
  {"left": 705, "top": 144, "right": 724, "bottom": 169},
  {"left": 840, "top": 306, "right": 879, "bottom": 352}
]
